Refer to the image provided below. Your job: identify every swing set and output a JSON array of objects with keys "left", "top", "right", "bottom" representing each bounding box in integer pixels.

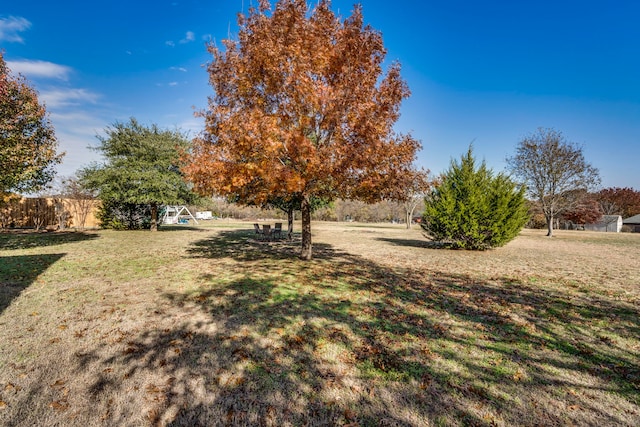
[{"left": 160, "top": 205, "right": 199, "bottom": 225}]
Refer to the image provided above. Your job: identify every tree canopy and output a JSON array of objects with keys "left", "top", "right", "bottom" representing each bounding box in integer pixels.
[
  {"left": 0, "top": 52, "right": 63, "bottom": 196},
  {"left": 184, "top": 0, "right": 420, "bottom": 259},
  {"left": 507, "top": 128, "right": 600, "bottom": 237},
  {"left": 422, "top": 146, "right": 528, "bottom": 250},
  {"left": 81, "top": 118, "right": 194, "bottom": 231},
  {"left": 561, "top": 191, "right": 603, "bottom": 226},
  {"left": 596, "top": 187, "right": 640, "bottom": 219}
]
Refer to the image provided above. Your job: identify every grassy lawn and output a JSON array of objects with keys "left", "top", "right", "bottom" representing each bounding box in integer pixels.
[{"left": 0, "top": 222, "right": 638, "bottom": 426}]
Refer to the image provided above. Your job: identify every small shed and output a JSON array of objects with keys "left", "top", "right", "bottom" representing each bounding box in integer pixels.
[
  {"left": 584, "top": 215, "right": 622, "bottom": 232},
  {"left": 622, "top": 214, "right": 640, "bottom": 232}
]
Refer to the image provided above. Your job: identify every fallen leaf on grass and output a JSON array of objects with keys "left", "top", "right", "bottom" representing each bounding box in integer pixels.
[
  {"left": 482, "top": 413, "right": 498, "bottom": 425},
  {"left": 50, "top": 379, "right": 66, "bottom": 389},
  {"left": 193, "top": 294, "right": 207, "bottom": 302},
  {"left": 232, "top": 377, "right": 246, "bottom": 386},
  {"left": 343, "top": 408, "right": 356, "bottom": 420},
  {"left": 512, "top": 369, "right": 526, "bottom": 382},
  {"left": 123, "top": 346, "right": 140, "bottom": 355},
  {"left": 0, "top": 400, "right": 7, "bottom": 409},
  {"left": 147, "top": 408, "right": 160, "bottom": 422},
  {"left": 49, "top": 400, "right": 69, "bottom": 412},
  {"left": 4, "top": 383, "right": 20, "bottom": 393},
  {"left": 145, "top": 384, "right": 162, "bottom": 394}
]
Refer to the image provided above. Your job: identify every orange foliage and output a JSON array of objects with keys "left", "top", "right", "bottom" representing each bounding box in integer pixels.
[{"left": 184, "top": 0, "right": 420, "bottom": 258}]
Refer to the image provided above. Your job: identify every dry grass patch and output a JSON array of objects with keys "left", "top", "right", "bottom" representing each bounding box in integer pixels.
[{"left": 0, "top": 223, "right": 638, "bottom": 426}]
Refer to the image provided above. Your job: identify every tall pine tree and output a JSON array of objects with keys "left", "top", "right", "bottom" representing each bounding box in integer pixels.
[{"left": 422, "top": 147, "right": 528, "bottom": 250}]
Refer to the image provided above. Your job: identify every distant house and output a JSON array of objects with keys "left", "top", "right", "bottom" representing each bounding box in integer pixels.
[
  {"left": 623, "top": 214, "right": 640, "bottom": 232},
  {"left": 584, "top": 215, "right": 622, "bottom": 232}
]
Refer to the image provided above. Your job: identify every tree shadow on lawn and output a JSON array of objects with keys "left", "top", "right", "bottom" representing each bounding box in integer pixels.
[
  {"left": 0, "top": 230, "right": 99, "bottom": 251},
  {"left": 3, "top": 230, "right": 638, "bottom": 426},
  {"left": 376, "top": 237, "right": 461, "bottom": 249},
  {"left": 0, "top": 253, "right": 66, "bottom": 314},
  {"left": 159, "top": 225, "right": 209, "bottom": 232},
  {"left": 186, "top": 228, "right": 309, "bottom": 262}
]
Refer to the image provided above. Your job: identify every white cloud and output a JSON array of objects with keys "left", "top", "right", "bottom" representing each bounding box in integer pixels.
[
  {"left": 180, "top": 31, "right": 195, "bottom": 44},
  {"left": 40, "top": 88, "right": 100, "bottom": 108},
  {"left": 170, "top": 66, "right": 187, "bottom": 72},
  {"left": 48, "top": 111, "right": 110, "bottom": 174},
  {"left": 167, "top": 31, "right": 195, "bottom": 47},
  {"left": 0, "top": 16, "right": 31, "bottom": 43},
  {"left": 168, "top": 82, "right": 179, "bottom": 86},
  {"left": 176, "top": 117, "right": 204, "bottom": 137},
  {"left": 6, "top": 59, "right": 72, "bottom": 80}
]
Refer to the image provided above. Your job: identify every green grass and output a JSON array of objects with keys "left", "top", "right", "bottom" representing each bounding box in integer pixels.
[{"left": 0, "top": 224, "right": 638, "bottom": 426}]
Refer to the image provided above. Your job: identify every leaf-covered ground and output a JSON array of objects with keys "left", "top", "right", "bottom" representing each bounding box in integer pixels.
[{"left": 0, "top": 223, "right": 638, "bottom": 426}]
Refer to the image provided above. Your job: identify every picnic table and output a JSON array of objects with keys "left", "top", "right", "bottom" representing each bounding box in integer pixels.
[{"left": 254, "top": 223, "right": 283, "bottom": 240}]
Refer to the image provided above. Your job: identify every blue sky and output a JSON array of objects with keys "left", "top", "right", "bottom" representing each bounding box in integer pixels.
[{"left": 2, "top": 0, "right": 639, "bottom": 189}]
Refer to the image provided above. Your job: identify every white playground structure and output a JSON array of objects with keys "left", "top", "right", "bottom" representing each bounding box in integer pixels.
[{"left": 160, "top": 205, "right": 199, "bottom": 225}]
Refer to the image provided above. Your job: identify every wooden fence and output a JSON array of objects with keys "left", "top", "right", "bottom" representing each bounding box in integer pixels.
[{"left": 0, "top": 197, "right": 100, "bottom": 230}]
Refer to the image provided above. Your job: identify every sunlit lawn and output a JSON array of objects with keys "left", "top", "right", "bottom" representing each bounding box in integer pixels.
[{"left": 0, "top": 222, "right": 638, "bottom": 426}]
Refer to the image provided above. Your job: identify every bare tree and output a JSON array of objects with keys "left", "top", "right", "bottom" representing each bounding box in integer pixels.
[
  {"left": 61, "top": 176, "right": 97, "bottom": 230},
  {"left": 29, "top": 198, "right": 51, "bottom": 231},
  {"left": 53, "top": 198, "right": 70, "bottom": 230},
  {"left": 397, "top": 169, "right": 430, "bottom": 229},
  {"left": 507, "top": 128, "right": 600, "bottom": 237}
]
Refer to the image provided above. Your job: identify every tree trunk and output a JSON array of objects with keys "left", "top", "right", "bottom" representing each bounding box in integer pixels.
[
  {"left": 546, "top": 213, "right": 554, "bottom": 237},
  {"left": 405, "top": 208, "right": 413, "bottom": 229},
  {"left": 300, "top": 196, "right": 312, "bottom": 260},
  {"left": 150, "top": 203, "right": 158, "bottom": 232},
  {"left": 287, "top": 208, "right": 294, "bottom": 240}
]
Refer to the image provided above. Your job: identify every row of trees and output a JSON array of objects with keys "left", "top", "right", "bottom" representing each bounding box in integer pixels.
[
  {"left": 2, "top": 1, "right": 629, "bottom": 258},
  {"left": 534, "top": 187, "right": 640, "bottom": 228}
]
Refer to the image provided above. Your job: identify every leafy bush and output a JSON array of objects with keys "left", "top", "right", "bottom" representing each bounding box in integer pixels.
[
  {"left": 421, "top": 147, "right": 528, "bottom": 250},
  {"left": 96, "top": 199, "right": 151, "bottom": 230}
]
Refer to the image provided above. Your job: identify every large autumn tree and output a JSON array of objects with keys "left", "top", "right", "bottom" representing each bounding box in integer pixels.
[
  {"left": 185, "top": 0, "right": 420, "bottom": 259},
  {"left": 0, "top": 53, "right": 63, "bottom": 196}
]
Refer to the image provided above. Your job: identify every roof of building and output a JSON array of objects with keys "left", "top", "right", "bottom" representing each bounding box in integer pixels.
[{"left": 623, "top": 214, "right": 640, "bottom": 224}]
